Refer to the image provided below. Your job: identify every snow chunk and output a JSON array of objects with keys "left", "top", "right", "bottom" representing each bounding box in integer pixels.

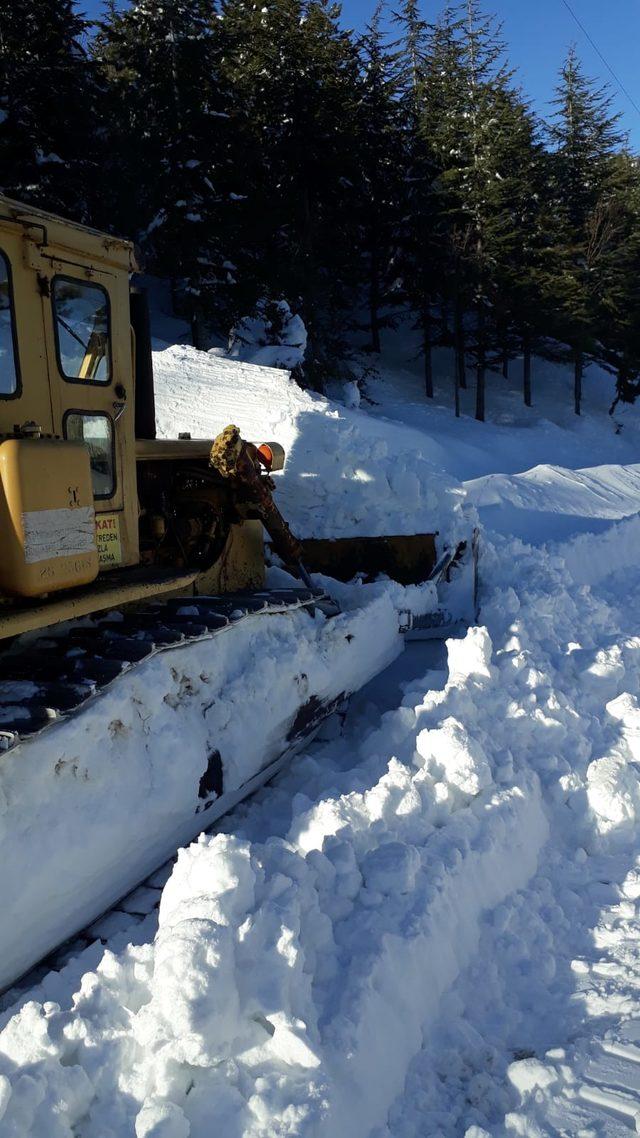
[
  {"left": 507, "top": 1057, "right": 558, "bottom": 1094},
  {"left": 447, "top": 626, "right": 493, "bottom": 682},
  {"left": 135, "top": 1101, "right": 190, "bottom": 1138},
  {"left": 361, "top": 841, "right": 420, "bottom": 895},
  {"left": 159, "top": 834, "right": 255, "bottom": 929},
  {"left": 586, "top": 753, "right": 640, "bottom": 840},
  {"left": 416, "top": 718, "right": 493, "bottom": 798},
  {"left": 142, "top": 837, "right": 257, "bottom": 1066}
]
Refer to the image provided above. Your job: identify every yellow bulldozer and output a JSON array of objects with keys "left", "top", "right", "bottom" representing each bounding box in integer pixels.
[
  {"left": 0, "top": 195, "right": 301, "bottom": 633},
  {"left": 0, "top": 195, "right": 475, "bottom": 993}
]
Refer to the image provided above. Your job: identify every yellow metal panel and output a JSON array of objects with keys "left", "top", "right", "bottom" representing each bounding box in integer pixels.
[
  {"left": 0, "top": 567, "right": 198, "bottom": 641},
  {"left": 0, "top": 225, "right": 55, "bottom": 435},
  {"left": 0, "top": 194, "right": 136, "bottom": 273},
  {"left": 0, "top": 438, "right": 99, "bottom": 597},
  {"left": 0, "top": 202, "right": 140, "bottom": 575},
  {"left": 136, "top": 438, "right": 213, "bottom": 461},
  {"left": 195, "top": 520, "right": 265, "bottom": 594},
  {"left": 38, "top": 257, "right": 139, "bottom": 570}
]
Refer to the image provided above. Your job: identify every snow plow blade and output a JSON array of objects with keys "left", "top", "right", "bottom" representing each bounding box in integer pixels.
[
  {"left": 303, "top": 529, "right": 479, "bottom": 637},
  {"left": 301, "top": 533, "right": 440, "bottom": 584}
]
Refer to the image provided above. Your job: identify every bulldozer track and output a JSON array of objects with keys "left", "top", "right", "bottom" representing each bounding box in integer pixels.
[
  {"left": 1, "top": 848, "right": 175, "bottom": 1010},
  {"left": 0, "top": 586, "right": 339, "bottom": 752},
  {"left": 1, "top": 687, "right": 342, "bottom": 1007},
  {"left": 0, "top": 586, "right": 341, "bottom": 1004},
  {"left": 8, "top": 830, "right": 222, "bottom": 1012}
]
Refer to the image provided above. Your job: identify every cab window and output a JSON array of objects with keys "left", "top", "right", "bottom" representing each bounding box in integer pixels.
[
  {"left": 53, "top": 277, "right": 111, "bottom": 383},
  {"left": 0, "top": 251, "right": 19, "bottom": 397},
  {"left": 64, "top": 412, "right": 115, "bottom": 499}
]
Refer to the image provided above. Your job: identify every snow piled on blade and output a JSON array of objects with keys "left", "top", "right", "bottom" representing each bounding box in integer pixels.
[{"left": 152, "top": 343, "right": 467, "bottom": 542}]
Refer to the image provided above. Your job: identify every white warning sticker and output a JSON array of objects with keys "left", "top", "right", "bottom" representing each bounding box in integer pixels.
[{"left": 22, "top": 505, "right": 97, "bottom": 565}]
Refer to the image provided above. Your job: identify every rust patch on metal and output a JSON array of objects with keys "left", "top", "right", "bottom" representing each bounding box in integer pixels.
[
  {"left": 197, "top": 748, "right": 223, "bottom": 809},
  {"left": 286, "top": 691, "right": 346, "bottom": 743}
]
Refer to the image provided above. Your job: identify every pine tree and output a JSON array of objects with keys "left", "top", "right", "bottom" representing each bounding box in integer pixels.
[
  {"left": 393, "top": 0, "right": 443, "bottom": 399},
  {"left": 418, "top": 3, "right": 469, "bottom": 408},
  {"left": 358, "top": 5, "right": 403, "bottom": 355},
  {"left": 545, "top": 47, "right": 623, "bottom": 414},
  {"left": 454, "top": 0, "right": 514, "bottom": 421},
  {"left": 219, "top": 0, "right": 365, "bottom": 390},
  {"left": 485, "top": 85, "right": 547, "bottom": 406},
  {"left": 0, "top": 0, "right": 97, "bottom": 220},
  {"left": 589, "top": 152, "right": 640, "bottom": 411},
  {"left": 94, "top": 0, "right": 236, "bottom": 343}
]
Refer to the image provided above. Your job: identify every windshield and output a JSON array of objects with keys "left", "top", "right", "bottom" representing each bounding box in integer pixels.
[{"left": 53, "top": 277, "right": 111, "bottom": 383}]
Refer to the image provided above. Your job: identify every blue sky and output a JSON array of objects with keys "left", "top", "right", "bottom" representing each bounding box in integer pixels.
[{"left": 82, "top": 0, "right": 640, "bottom": 146}]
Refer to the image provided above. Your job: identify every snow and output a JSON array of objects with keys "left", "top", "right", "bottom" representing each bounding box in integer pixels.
[
  {"left": 0, "top": 580, "right": 422, "bottom": 993},
  {"left": 0, "top": 625, "right": 548, "bottom": 1136},
  {"left": 228, "top": 300, "right": 308, "bottom": 372},
  {"left": 152, "top": 342, "right": 467, "bottom": 543},
  {"left": 5, "top": 326, "right": 640, "bottom": 1135}
]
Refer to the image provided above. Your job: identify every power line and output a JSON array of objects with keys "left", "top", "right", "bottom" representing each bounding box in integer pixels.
[{"left": 559, "top": 0, "right": 640, "bottom": 118}]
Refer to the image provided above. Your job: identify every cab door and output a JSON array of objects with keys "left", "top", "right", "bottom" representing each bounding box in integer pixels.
[
  {"left": 41, "top": 260, "right": 139, "bottom": 569},
  {"left": 0, "top": 223, "right": 55, "bottom": 435}
]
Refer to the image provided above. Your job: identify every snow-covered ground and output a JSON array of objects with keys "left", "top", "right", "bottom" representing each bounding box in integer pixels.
[
  {"left": 3, "top": 332, "right": 640, "bottom": 1136},
  {"left": 152, "top": 342, "right": 467, "bottom": 543}
]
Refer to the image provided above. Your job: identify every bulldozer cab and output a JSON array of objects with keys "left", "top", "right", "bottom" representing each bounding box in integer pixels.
[
  {"left": 0, "top": 196, "right": 139, "bottom": 575},
  {"left": 0, "top": 194, "right": 270, "bottom": 633}
]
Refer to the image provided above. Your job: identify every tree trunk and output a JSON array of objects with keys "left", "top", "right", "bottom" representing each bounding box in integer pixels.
[
  {"left": 475, "top": 302, "right": 486, "bottom": 423},
  {"left": 300, "top": 184, "right": 322, "bottom": 392},
  {"left": 523, "top": 330, "right": 532, "bottom": 407},
  {"left": 609, "top": 365, "right": 624, "bottom": 416},
  {"left": 459, "top": 341, "right": 467, "bottom": 389},
  {"left": 423, "top": 306, "right": 433, "bottom": 399},
  {"left": 170, "top": 277, "right": 180, "bottom": 319},
  {"left": 440, "top": 301, "right": 450, "bottom": 342},
  {"left": 369, "top": 241, "right": 381, "bottom": 354},
  {"left": 454, "top": 298, "right": 465, "bottom": 417},
  {"left": 191, "top": 305, "right": 205, "bottom": 351},
  {"left": 574, "top": 349, "right": 583, "bottom": 416},
  {"left": 501, "top": 346, "right": 509, "bottom": 379},
  {"left": 304, "top": 312, "right": 323, "bottom": 394},
  {"left": 370, "top": 308, "right": 381, "bottom": 355}
]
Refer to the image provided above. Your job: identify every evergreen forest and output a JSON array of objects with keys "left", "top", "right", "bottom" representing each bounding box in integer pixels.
[{"left": 1, "top": 0, "right": 639, "bottom": 417}]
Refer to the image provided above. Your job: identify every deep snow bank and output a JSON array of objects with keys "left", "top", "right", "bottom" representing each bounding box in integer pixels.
[
  {"left": 466, "top": 462, "right": 640, "bottom": 544},
  {"left": 0, "top": 625, "right": 548, "bottom": 1137},
  {"left": 382, "top": 520, "right": 640, "bottom": 1135},
  {"left": 152, "top": 344, "right": 467, "bottom": 543}
]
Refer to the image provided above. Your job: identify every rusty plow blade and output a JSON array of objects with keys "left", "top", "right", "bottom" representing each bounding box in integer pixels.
[{"left": 301, "top": 529, "right": 480, "bottom": 640}]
